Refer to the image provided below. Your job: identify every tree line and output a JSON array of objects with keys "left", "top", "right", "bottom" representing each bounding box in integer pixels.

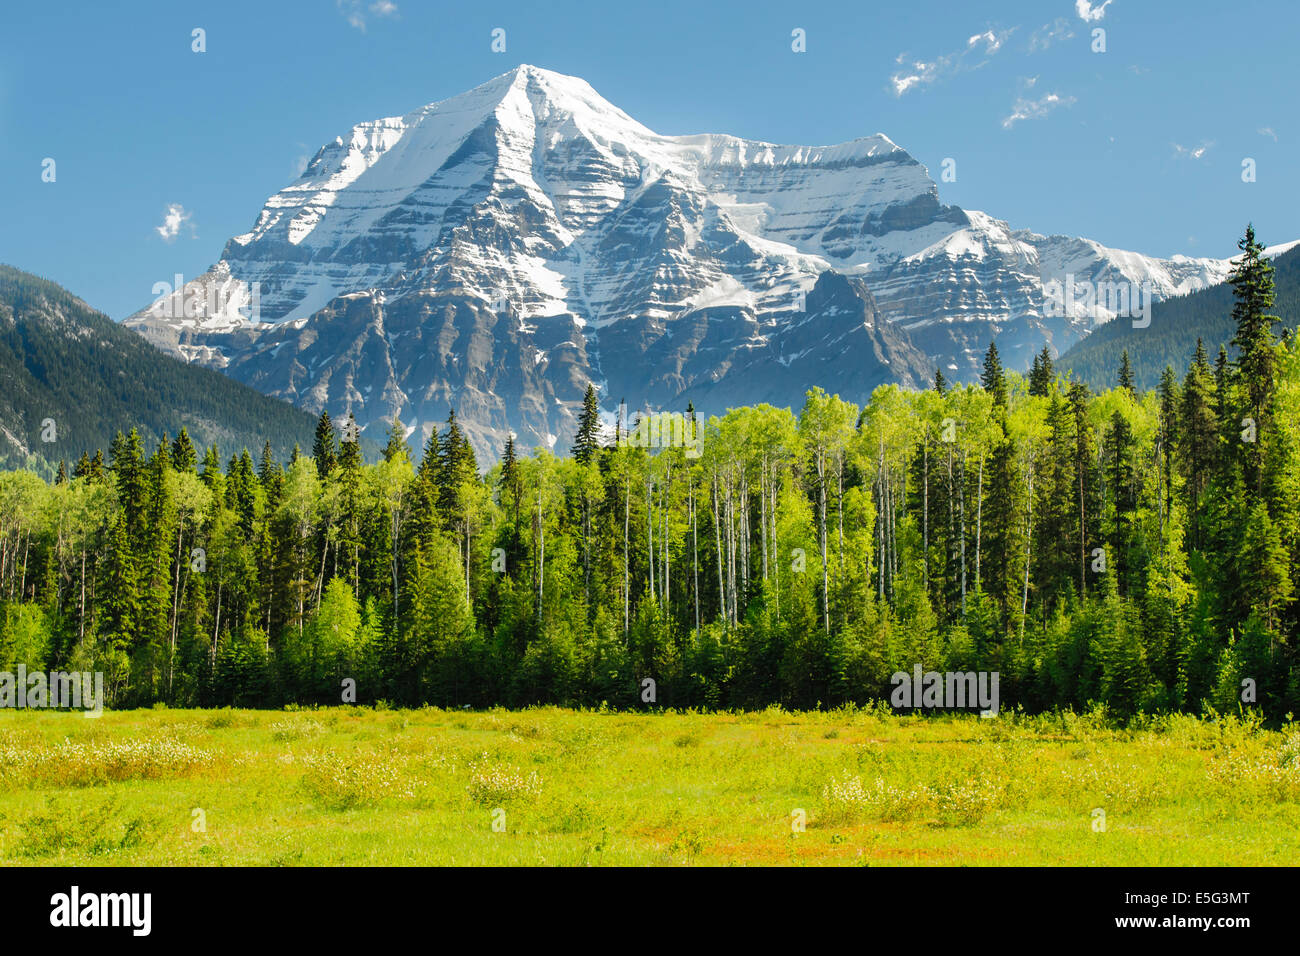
[{"left": 1, "top": 227, "right": 1296, "bottom": 718}]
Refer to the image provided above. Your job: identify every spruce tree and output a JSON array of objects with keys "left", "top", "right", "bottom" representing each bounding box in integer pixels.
[
  {"left": 313, "top": 411, "right": 337, "bottom": 479},
  {"left": 572, "top": 383, "right": 601, "bottom": 465},
  {"left": 200, "top": 445, "right": 222, "bottom": 490},
  {"left": 1028, "top": 346, "right": 1053, "bottom": 397},
  {"left": 1118, "top": 350, "right": 1135, "bottom": 395},
  {"left": 982, "top": 341, "right": 1007, "bottom": 407},
  {"left": 1228, "top": 224, "right": 1280, "bottom": 493},
  {"left": 500, "top": 433, "right": 523, "bottom": 567},
  {"left": 383, "top": 417, "right": 410, "bottom": 464},
  {"left": 337, "top": 414, "right": 364, "bottom": 593},
  {"left": 1067, "top": 382, "right": 1096, "bottom": 597},
  {"left": 259, "top": 440, "right": 280, "bottom": 486},
  {"left": 1104, "top": 411, "right": 1136, "bottom": 595},
  {"left": 1180, "top": 339, "right": 1217, "bottom": 546},
  {"left": 1157, "top": 365, "right": 1179, "bottom": 525},
  {"left": 437, "top": 412, "right": 477, "bottom": 520},
  {"left": 171, "top": 428, "right": 198, "bottom": 474}
]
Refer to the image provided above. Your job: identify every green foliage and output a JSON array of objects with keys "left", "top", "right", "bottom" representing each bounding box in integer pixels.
[{"left": 0, "top": 229, "right": 1297, "bottom": 720}]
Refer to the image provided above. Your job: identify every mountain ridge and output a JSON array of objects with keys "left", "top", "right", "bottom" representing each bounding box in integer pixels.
[
  {"left": 124, "top": 64, "right": 1271, "bottom": 463},
  {"left": 1058, "top": 242, "right": 1300, "bottom": 390},
  {"left": 0, "top": 264, "right": 321, "bottom": 474}
]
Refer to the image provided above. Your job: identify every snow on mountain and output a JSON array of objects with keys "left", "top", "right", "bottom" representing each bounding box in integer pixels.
[{"left": 125, "top": 64, "right": 1259, "bottom": 462}]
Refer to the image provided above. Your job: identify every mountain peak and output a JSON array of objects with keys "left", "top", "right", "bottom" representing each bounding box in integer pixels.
[{"left": 123, "top": 66, "right": 1266, "bottom": 464}]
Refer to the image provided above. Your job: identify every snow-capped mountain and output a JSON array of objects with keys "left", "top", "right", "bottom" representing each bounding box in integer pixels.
[{"left": 126, "top": 64, "right": 1246, "bottom": 462}]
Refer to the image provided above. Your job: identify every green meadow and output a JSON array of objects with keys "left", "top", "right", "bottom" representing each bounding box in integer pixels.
[{"left": 0, "top": 706, "right": 1296, "bottom": 866}]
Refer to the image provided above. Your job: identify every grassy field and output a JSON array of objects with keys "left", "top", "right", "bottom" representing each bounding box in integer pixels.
[{"left": 0, "top": 705, "right": 1296, "bottom": 866}]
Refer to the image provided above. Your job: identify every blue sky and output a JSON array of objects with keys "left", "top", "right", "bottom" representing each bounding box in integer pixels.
[{"left": 2, "top": 0, "right": 1295, "bottom": 319}]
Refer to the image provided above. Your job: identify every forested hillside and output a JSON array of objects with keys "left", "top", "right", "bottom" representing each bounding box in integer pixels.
[
  {"left": 1058, "top": 243, "right": 1300, "bottom": 390},
  {"left": 1, "top": 229, "right": 1297, "bottom": 719},
  {"left": 0, "top": 265, "right": 320, "bottom": 476}
]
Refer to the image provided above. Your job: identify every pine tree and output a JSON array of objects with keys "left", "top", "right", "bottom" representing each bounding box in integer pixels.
[
  {"left": 259, "top": 440, "right": 280, "bottom": 486},
  {"left": 200, "top": 445, "right": 222, "bottom": 489},
  {"left": 313, "top": 411, "right": 337, "bottom": 479},
  {"left": 981, "top": 426, "right": 1019, "bottom": 627},
  {"left": 436, "top": 411, "right": 480, "bottom": 607},
  {"left": 1104, "top": 410, "right": 1136, "bottom": 596},
  {"left": 102, "top": 514, "right": 142, "bottom": 652},
  {"left": 1180, "top": 339, "right": 1217, "bottom": 547},
  {"left": 383, "top": 417, "right": 410, "bottom": 464},
  {"left": 1239, "top": 502, "right": 1293, "bottom": 632},
  {"left": 437, "top": 411, "right": 478, "bottom": 522},
  {"left": 1035, "top": 391, "right": 1076, "bottom": 609},
  {"left": 934, "top": 368, "right": 948, "bottom": 396},
  {"left": 500, "top": 433, "right": 523, "bottom": 570},
  {"left": 1067, "top": 382, "right": 1096, "bottom": 597},
  {"left": 337, "top": 414, "right": 365, "bottom": 594},
  {"left": 1028, "top": 346, "right": 1054, "bottom": 397},
  {"left": 171, "top": 428, "right": 198, "bottom": 474},
  {"left": 982, "top": 341, "right": 1007, "bottom": 408},
  {"left": 1228, "top": 224, "right": 1280, "bottom": 494},
  {"left": 1156, "top": 365, "right": 1179, "bottom": 529},
  {"left": 110, "top": 429, "right": 148, "bottom": 539},
  {"left": 1118, "top": 350, "right": 1136, "bottom": 395},
  {"left": 572, "top": 383, "right": 601, "bottom": 465},
  {"left": 1214, "top": 345, "right": 1231, "bottom": 420},
  {"left": 339, "top": 414, "right": 362, "bottom": 471}
]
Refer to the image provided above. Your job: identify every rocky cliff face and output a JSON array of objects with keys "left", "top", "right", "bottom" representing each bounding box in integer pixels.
[{"left": 126, "top": 64, "right": 1238, "bottom": 463}]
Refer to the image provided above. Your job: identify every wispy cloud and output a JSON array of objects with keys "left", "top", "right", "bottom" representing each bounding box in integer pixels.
[
  {"left": 1076, "top": 0, "right": 1113, "bottom": 22},
  {"left": 1002, "top": 86, "right": 1076, "bottom": 129},
  {"left": 1259, "top": 126, "right": 1278, "bottom": 141},
  {"left": 292, "top": 144, "right": 313, "bottom": 179},
  {"left": 338, "top": 0, "right": 399, "bottom": 32},
  {"left": 890, "top": 27, "right": 1015, "bottom": 96},
  {"left": 156, "top": 203, "right": 194, "bottom": 242},
  {"left": 968, "top": 30, "right": 1009, "bottom": 55},
  {"left": 1172, "top": 140, "right": 1214, "bottom": 159},
  {"left": 1029, "top": 18, "right": 1075, "bottom": 52}
]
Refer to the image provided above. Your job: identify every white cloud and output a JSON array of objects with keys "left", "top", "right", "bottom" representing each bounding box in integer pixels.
[
  {"left": 1259, "top": 127, "right": 1278, "bottom": 141},
  {"left": 1029, "top": 18, "right": 1075, "bottom": 52},
  {"left": 1076, "top": 0, "right": 1113, "bottom": 22},
  {"left": 890, "top": 27, "right": 1014, "bottom": 96},
  {"left": 1002, "top": 91, "right": 1076, "bottom": 129},
  {"left": 156, "top": 203, "right": 194, "bottom": 242},
  {"left": 968, "top": 30, "right": 1006, "bottom": 54},
  {"left": 338, "top": 0, "right": 398, "bottom": 32},
  {"left": 891, "top": 59, "right": 942, "bottom": 96},
  {"left": 1172, "top": 140, "right": 1214, "bottom": 160}
]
